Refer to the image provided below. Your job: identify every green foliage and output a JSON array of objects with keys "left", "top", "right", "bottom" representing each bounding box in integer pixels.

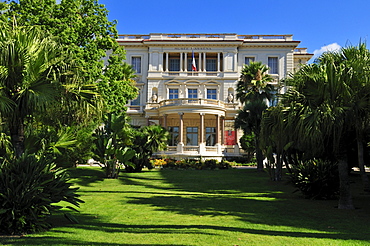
[
  {"left": 288, "top": 159, "right": 339, "bottom": 200},
  {"left": 0, "top": 154, "right": 83, "bottom": 234},
  {"left": 1, "top": 0, "right": 138, "bottom": 160},
  {"left": 92, "top": 113, "right": 135, "bottom": 178},
  {"left": 126, "top": 125, "right": 169, "bottom": 172},
  {"left": 161, "top": 158, "right": 231, "bottom": 170}
]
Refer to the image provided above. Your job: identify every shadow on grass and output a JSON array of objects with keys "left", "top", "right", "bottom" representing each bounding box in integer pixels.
[
  {"left": 67, "top": 166, "right": 105, "bottom": 187},
  {"left": 1, "top": 212, "right": 364, "bottom": 246},
  {"left": 120, "top": 169, "right": 370, "bottom": 242}
]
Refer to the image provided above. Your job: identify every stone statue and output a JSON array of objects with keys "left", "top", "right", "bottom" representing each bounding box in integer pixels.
[
  {"left": 228, "top": 93, "right": 234, "bottom": 103},
  {"left": 152, "top": 94, "right": 158, "bottom": 103}
]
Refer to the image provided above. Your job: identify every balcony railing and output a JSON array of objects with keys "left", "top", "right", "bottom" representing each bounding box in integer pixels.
[
  {"left": 159, "top": 98, "right": 225, "bottom": 108},
  {"left": 117, "top": 34, "right": 294, "bottom": 42}
]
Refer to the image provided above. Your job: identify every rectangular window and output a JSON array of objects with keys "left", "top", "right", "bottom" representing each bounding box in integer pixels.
[
  {"left": 187, "top": 58, "right": 199, "bottom": 71},
  {"left": 169, "top": 58, "right": 180, "bottom": 71},
  {"left": 168, "top": 127, "right": 179, "bottom": 146},
  {"left": 206, "top": 58, "right": 217, "bottom": 71},
  {"left": 207, "top": 89, "right": 217, "bottom": 100},
  {"left": 186, "top": 127, "right": 198, "bottom": 146},
  {"left": 268, "top": 57, "right": 278, "bottom": 74},
  {"left": 130, "top": 91, "right": 140, "bottom": 105},
  {"left": 188, "top": 89, "right": 198, "bottom": 99},
  {"left": 245, "top": 57, "right": 255, "bottom": 65},
  {"left": 131, "top": 57, "right": 141, "bottom": 73},
  {"left": 206, "top": 127, "right": 216, "bottom": 146},
  {"left": 169, "top": 89, "right": 179, "bottom": 99}
]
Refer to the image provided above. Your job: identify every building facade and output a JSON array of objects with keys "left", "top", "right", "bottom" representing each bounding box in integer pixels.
[{"left": 117, "top": 33, "right": 313, "bottom": 160}]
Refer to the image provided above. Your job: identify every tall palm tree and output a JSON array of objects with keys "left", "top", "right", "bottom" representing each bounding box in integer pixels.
[
  {"left": 0, "top": 25, "right": 73, "bottom": 157},
  {"left": 282, "top": 45, "right": 370, "bottom": 209},
  {"left": 236, "top": 61, "right": 275, "bottom": 171}
]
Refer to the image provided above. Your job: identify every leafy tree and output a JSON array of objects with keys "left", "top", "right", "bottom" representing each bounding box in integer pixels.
[
  {"left": 0, "top": 24, "right": 74, "bottom": 157},
  {"left": 270, "top": 44, "right": 370, "bottom": 208},
  {"left": 92, "top": 113, "right": 135, "bottom": 178},
  {"left": 2, "top": 0, "right": 138, "bottom": 163},
  {"left": 236, "top": 61, "right": 275, "bottom": 171},
  {"left": 4, "top": 0, "right": 138, "bottom": 117},
  {"left": 126, "top": 125, "right": 169, "bottom": 172}
]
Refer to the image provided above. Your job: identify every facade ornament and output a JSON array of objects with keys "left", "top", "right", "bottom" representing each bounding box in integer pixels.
[
  {"left": 228, "top": 93, "right": 234, "bottom": 103},
  {"left": 152, "top": 93, "right": 158, "bottom": 103}
]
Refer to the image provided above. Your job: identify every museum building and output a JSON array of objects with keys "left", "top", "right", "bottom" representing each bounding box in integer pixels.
[{"left": 116, "top": 33, "right": 313, "bottom": 160}]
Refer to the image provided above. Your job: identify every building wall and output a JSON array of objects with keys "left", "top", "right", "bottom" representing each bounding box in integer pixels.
[{"left": 116, "top": 33, "right": 313, "bottom": 159}]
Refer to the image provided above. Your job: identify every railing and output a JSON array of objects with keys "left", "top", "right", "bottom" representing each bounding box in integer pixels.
[
  {"left": 117, "top": 34, "right": 294, "bottom": 42},
  {"left": 165, "top": 71, "right": 220, "bottom": 77},
  {"left": 237, "top": 35, "right": 293, "bottom": 41},
  {"left": 205, "top": 146, "right": 217, "bottom": 152},
  {"left": 183, "top": 146, "right": 199, "bottom": 152},
  {"left": 167, "top": 146, "right": 177, "bottom": 151},
  {"left": 128, "top": 105, "right": 144, "bottom": 111},
  {"left": 159, "top": 98, "right": 225, "bottom": 108},
  {"left": 294, "top": 48, "right": 310, "bottom": 54}
]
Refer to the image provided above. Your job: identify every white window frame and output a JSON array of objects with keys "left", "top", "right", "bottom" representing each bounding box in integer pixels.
[
  {"left": 268, "top": 56, "right": 279, "bottom": 74},
  {"left": 187, "top": 88, "right": 198, "bottom": 99},
  {"left": 244, "top": 56, "right": 256, "bottom": 65},
  {"left": 168, "top": 88, "right": 179, "bottom": 99},
  {"left": 131, "top": 56, "right": 142, "bottom": 74},
  {"left": 206, "top": 88, "right": 217, "bottom": 100}
]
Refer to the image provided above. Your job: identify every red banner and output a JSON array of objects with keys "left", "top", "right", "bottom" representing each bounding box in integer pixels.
[{"left": 224, "top": 130, "right": 236, "bottom": 145}]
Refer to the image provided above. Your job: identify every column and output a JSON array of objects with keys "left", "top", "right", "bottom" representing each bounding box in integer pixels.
[
  {"left": 177, "top": 112, "right": 184, "bottom": 153},
  {"left": 200, "top": 113, "right": 205, "bottom": 143},
  {"left": 165, "top": 52, "right": 169, "bottom": 72},
  {"left": 203, "top": 52, "right": 206, "bottom": 72},
  {"left": 180, "top": 53, "right": 183, "bottom": 72},
  {"left": 184, "top": 52, "right": 188, "bottom": 72},
  {"left": 217, "top": 52, "right": 221, "bottom": 72},
  {"left": 233, "top": 50, "right": 237, "bottom": 72},
  {"left": 199, "top": 52, "right": 202, "bottom": 72},
  {"left": 199, "top": 113, "right": 205, "bottom": 154},
  {"left": 221, "top": 116, "right": 225, "bottom": 145},
  {"left": 215, "top": 114, "right": 220, "bottom": 144},
  {"left": 163, "top": 114, "right": 167, "bottom": 129},
  {"left": 159, "top": 52, "right": 164, "bottom": 72}
]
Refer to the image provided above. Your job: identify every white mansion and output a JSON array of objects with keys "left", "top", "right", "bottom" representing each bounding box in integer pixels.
[{"left": 117, "top": 33, "right": 313, "bottom": 160}]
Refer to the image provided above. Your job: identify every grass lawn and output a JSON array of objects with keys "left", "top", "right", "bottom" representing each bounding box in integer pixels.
[{"left": 1, "top": 167, "right": 370, "bottom": 246}]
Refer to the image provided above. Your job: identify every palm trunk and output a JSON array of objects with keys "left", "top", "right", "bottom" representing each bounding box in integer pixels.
[
  {"left": 338, "top": 158, "right": 355, "bottom": 209},
  {"left": 357, "top": 140, "right": 370, "bottom": 192},
  {"left": 256, "top": 137, "right": 264, "bottom": 171},
  {"left": 275, "top": 153, "right": 282, "bottom": 181},
  {"left": 10, "top": 118, "right": 25, "bottom": 158}
]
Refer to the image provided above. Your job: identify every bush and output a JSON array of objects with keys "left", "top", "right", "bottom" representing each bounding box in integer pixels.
[
  {"left": 288, "top": 159, "right": 339, "bottom": 200},
  {"left": 161, "top": 158, "right": 231, "bottom": 170},
  {"left": 0, "top": 154, "right": 83, "bottom": 235}
]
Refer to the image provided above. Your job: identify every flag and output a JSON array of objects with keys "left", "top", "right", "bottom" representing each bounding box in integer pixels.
[{"left": 192, "top": 50, "right": 197, "bottom": 71}]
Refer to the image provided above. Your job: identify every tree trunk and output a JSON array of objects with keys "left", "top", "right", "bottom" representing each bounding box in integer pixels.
[
  {"left": 10, "top": 118, "right": 25, "bottom": 158},
  {"left": 275, "top": 153, "right": 282, "bottom": 181},
  {"left": 357, "top": 140, "right": 370, "bottom": 192},
  {"left": 338, "top": 158, "right": 355, "bottom": 209},
  {"left": 256, "top": 137, "right": 264, "bottom": 171}
]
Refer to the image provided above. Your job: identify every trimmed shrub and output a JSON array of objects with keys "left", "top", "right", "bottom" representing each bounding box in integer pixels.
[
  {"left": 288, "top": 159, "right": 339, "bottom": 200},
  {"left": 0, "top": 154, "right": 83, "bottom": 235},
  {"left": 161, "top": 158, "right": 231, "bottom": 170}
]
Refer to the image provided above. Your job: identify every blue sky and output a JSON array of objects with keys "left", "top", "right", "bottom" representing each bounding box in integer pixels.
[{"left": 99, "top": 0, "right": 370, "bottom": 62}]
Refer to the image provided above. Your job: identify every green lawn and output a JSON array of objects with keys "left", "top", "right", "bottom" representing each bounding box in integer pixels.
[{"left": 2, "top": 167, "right": 370, "bottom": 246}]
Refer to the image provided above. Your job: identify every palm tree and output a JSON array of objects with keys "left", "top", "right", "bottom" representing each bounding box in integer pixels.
[
  {"left": 236, "top": 61, "right": 274, "bottom": 104},
  {"left": 236, "top": 61, "right": 275, "bottom": 171},
  {"left": 0, "top": 25, "right": 70, "bottom": 157},
  {"left": 282, "top": 45, "right": 370, "bottom": 209}
]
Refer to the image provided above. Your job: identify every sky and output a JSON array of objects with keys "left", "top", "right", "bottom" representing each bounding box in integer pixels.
[{"left": 99, "top": 0, "right": 370, "bottom": 62}]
